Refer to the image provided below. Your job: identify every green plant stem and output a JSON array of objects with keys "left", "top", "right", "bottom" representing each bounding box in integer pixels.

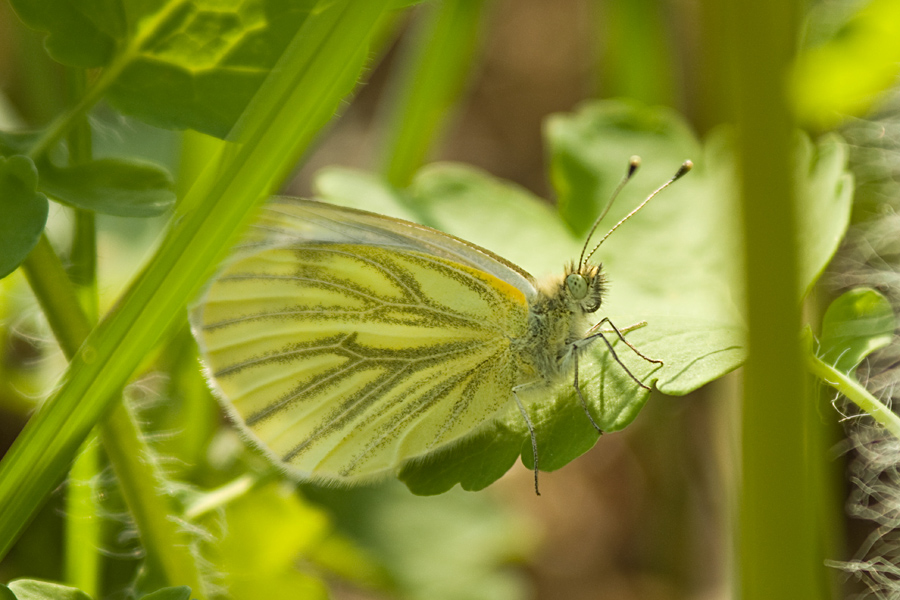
[
  {"left": 99, "top": 404, "right": 206, "bottom": 594},
  {"left": 806, "top": 352, "right": 900, "bottom": 439},
  {"left": 21, "top": 236, "right": 92, "bottom": 353},
  {"left": 381, "top": 0, "right": 488, "bottom": 187},
  {"left": 184, "top": 475, "right": 259, "bottom": 521},
  {"left": 724, "top": 0, "right": 828, "bottom": 597},
  {"left": 63, "top": 68, "right": 102, "bottom": 598},
  {"left": 0, "top": 0, "right": 393, "bottom": 562},
  {"left": 64, "top": 438, "right": 100, "bottom": 597},
  {"left": 23, "top": 229, "right": 208, "bottom": 598}
]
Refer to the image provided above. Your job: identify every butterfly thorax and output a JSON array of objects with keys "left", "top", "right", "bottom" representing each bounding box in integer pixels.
[{"left": 512, "top": 262, "right": 606, "bottom": 385}]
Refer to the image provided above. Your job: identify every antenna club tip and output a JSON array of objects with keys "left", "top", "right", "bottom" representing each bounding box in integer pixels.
[
  {"left": 628, "top": 155, "right": 641, "bottom": 176},
  {"left": 674, "top": 160, "right": 693, "bottom": 179}
]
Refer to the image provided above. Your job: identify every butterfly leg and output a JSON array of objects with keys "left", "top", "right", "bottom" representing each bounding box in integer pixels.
[
  {"left": 512, "top": 387, "right": 540, "bottom": 496},
  {"left": 575, "top": 330, "right": 652, "bottom": 391},
  {"left": 591, "top": 319, "right": 648, "bottom": 336},
  {"left": 592, "top": 317, "right": 664, "bottom": 366},
  {"left": 573, "top": 351, "right": 603, "bottom": 434}
]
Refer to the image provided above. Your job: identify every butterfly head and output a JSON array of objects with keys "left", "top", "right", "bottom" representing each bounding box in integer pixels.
[{"left": 563, "top": 262, "right": 605, "bottom": 314}]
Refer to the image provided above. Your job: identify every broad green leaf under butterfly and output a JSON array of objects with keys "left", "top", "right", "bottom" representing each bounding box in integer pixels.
[{"left": 307, "top": 100, "right": 853, "bottom": 493}]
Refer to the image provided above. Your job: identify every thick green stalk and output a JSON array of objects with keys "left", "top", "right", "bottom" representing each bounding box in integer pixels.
[
  {"left": 63, "top": 68, "right": 102, "bottom": 598},
  {"left": 0, "top": 0, "right": 393, "bottom": 561},
  {"left": 64, "top": 436, "right": 100, "bottom": 596},
  {"left": 725, "top": 0, "right": 829, "bottom": 597}
]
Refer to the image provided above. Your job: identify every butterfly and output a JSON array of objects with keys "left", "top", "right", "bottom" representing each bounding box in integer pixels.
[{"left": 191, "top": 158, "right": 691, "bottom": 494}]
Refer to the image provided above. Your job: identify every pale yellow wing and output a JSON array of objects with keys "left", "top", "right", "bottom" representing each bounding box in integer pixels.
[{"left": 192, "top": 200, "right": 532, "bottom": 482}]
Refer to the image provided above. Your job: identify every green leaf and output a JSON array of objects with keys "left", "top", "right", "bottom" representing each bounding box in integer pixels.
[
  {"left": 546, "top": 99, "right": 699, "bottom": 236},
  {"left": 0, "top": 586, "right": 16, "bottom": 600},
  {"left": 398, "top": 423, "right": 522, "bottom": 495},
  {"left": 0, "top": 125, "right": 178, "bottom": 216},
  {"left": 795, "top": 134, "right": 854, "bottom": 298},
  {"left": 805, "top": 291, "right": 900, "bottom": 439},
  {"left": 1, "top": 129, "right": 177, "bottom": 216},
  {"left": 317, "top": 99, "right": 854, "bottom": 494},
  {"left": 9, "top": 0, "right": 320, "bottom": 138},
  {"left": 0, "top": 131, "right": 41, "bottom": 156},
  {"left": 7, "top": 0, "right": 123, "bottom": 68},
  {"left": 791, "top": 0, "right": 900, "bottom": 127},
  {"left": 139, "top": 588, "right": 192, "bottom": 600},
  {"left": 819, "top": 288, "right": 894, "bottom": 375},
  {"left": 7, "top": 580, "right": 93, "bottom": 600},
  {"left": 38, "top": 157, "right": 175, "bottom": 217},
  {"left": 0, "top": 155, "right": 49, "bottom": 279},
  {"left": 519, "top": 386, "right": 601, "bottom": 472}
]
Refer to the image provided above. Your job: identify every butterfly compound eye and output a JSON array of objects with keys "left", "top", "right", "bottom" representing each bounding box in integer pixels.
[{"left": 565, "top": 273, "right": 589, "bottom": 300}]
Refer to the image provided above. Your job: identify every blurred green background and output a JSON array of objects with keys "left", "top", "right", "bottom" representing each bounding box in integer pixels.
[{"left": 1, "top": 0, "right": 899, "bottom": 599}]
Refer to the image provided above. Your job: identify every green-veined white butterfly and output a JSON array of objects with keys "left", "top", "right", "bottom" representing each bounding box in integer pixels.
[{"left": 191, "top": 158, "right": 691, "bottom": 494}]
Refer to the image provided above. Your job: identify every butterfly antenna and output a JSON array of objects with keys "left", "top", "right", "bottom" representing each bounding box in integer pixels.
[
  {"left": 578, "top": 156, "right": 641, "bottom": 269},
  {"left": 582, "top": 160, "right": 693, "bottom": 266}
]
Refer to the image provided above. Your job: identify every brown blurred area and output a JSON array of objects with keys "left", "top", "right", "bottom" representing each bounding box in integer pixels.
[
  {"left": 295, "top": 2, "right": 734, "bottom": 599},
  {"left": 496, "top": 391, "right": 733, "bottom": 600},
  {"left": 291, "top": 0, "right": 597, "bottom": 200}
]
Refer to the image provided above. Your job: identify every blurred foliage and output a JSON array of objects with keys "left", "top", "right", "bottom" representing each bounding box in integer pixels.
[
  {"left": 819, "top": 288, "right": 895, "bottom": 375},
  {"left": 0, "top": 0, "right": 895, "bottom": 599},
  {"left": 792, "top": 0, "right": 900, "bottom": 128}
]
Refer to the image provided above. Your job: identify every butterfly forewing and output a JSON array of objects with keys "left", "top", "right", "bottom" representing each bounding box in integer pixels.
[
  {"left": 194, "top": 202, "right": 533, "bottom": 481},
  {"left": 250, "top": 197, "right": 538, "bottom": 297}
]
